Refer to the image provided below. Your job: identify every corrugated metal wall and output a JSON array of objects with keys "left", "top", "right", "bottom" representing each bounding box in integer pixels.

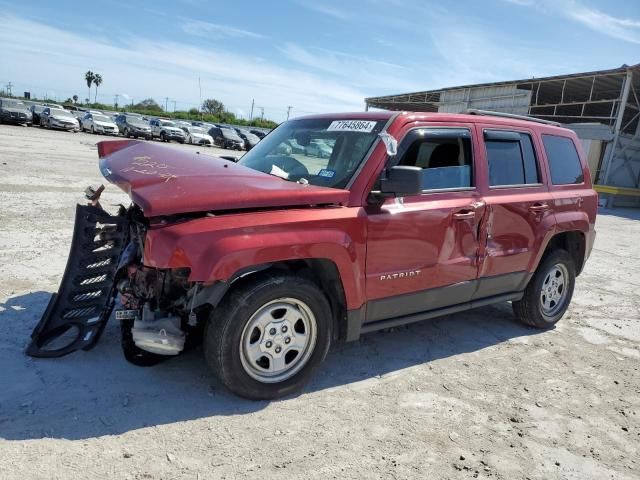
[{"left": 438, "top": 85, "right": 531, "bottom": 114}]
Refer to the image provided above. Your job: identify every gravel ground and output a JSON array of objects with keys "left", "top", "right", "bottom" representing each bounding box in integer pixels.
[{"left": 0, "top": 124, "right": 638, "bottom": 480}]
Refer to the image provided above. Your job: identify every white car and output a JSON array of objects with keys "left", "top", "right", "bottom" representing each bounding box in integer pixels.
[
  {"left": 81, "top": 113, "right": 119, "bottom": 135},
  {"left": 185, "top": 126, "right": 214, "bottom": 146},
  {"left": 40, "top": 107, "right": 79, "bottom": 131}
]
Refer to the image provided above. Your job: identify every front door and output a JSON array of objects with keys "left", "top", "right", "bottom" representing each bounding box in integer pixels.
[{"left": 364, "top": 126, "right": 485, "bottom": 323}]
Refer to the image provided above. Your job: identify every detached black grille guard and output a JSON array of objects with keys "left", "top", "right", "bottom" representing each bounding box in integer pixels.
[{"left": 27, "top": 205, "right": 129, "bottom": 357}]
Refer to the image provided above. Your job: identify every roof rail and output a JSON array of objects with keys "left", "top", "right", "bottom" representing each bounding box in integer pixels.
[{"left": 466, "top": 109, "right": 562, "bottom": 127}]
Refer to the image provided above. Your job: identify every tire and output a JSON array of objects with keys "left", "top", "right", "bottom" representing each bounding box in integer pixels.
[
  {"left": 204, "top": 274, "right": 332, "bottom": 400},
  {"left": 160, "top": 131, "right": 166, "bottom": 142},
  {"left": 512, "top": 249, "right": 575, "bottom": 328},
  {"left": 179, "top": 139, "right": 184, "bottom": 144},
  {"left": 123, "top": 127, "right": 129, "bottom": 138},
  {"left": 90, "top": 125, "right": 95, "bottom": 134}
]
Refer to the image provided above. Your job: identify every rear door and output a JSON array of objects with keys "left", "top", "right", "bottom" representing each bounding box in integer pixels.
[
  {"left": 474, "top": 125, "right": 555, "bottom": 298},
  {"left": 365, "top": 124, "right": 485, "bottom": 323}
]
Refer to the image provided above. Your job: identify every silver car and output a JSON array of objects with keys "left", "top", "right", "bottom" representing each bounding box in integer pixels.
[
  {"left": 40, "top": 107, "right": 79, "bottom": 131},
  {"left": 81, "top": 112, "right": 119, "bottom": 135}
]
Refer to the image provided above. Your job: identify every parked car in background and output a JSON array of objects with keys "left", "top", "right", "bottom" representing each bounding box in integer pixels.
[
  {"left": 234, "top": 128, "right": 261, "bottom": 150},
  {"left": 115, "top": 114, "right": 152, "bottom": 139},
  {"left": 0, "top": 98, "right": 32, "bottom": 126},
  {"left": 40, "top": 107, "right": 79, "bottom": 131},
  {"left": 150, "top": 119, "right": 186, "bottom": 143},
  {"left": 208, "top": 126, "right": 244, "bottom": 150},
  {"left": 30, "top": 104, "right": 46, "bottom": 125},
  {"left": 81, "top": 112, "right": 119, "bottom": 135},
  {"left": 249, "top": 129, "right": 268, "bottom": 139},
  {"left": 305, "top": 140, "right": 333, "bottom": 158},
  {"left": 71, "top": 110, "right": 86, "bottom": 124},
  {"left": 184, "top": 126, "right": 213, "bottom": 146}
]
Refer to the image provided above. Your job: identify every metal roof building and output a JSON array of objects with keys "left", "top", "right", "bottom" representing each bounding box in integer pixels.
[{"left": 365, "top": 64, "right": 640, "bottom": 202}]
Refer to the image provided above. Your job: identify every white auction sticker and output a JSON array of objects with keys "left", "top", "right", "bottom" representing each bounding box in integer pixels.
[{"left": 327, "top": 120, "right": 377, "bottom": 133}]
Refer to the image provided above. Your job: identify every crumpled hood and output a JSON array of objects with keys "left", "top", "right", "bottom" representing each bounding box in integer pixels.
[{"left": 97, "top": 140, "right": 349, "bottom": 217}]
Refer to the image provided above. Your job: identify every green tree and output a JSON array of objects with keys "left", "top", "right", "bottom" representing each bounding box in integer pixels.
[
  {"left": 93, "top": 73, "right": 103, "bottom": 103},
  {"left": 133, "top": 98, "right": 163, "bottom": 112},
  {"left": 72, "top": 94, "right": 78, "bottom": 104},
  {"left": 84, "top": 71, "right": 95, "bottom": 104},
  {"left": 188, "top": 107, "right": 200, "bottom": 115},
  {"left": 202, "top": 98, "right": 225, "bottom": 115}
]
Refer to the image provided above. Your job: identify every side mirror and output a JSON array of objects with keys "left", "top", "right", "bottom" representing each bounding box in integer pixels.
[{"left": 380, "top": 166, "right": 422, "bottom": 196}]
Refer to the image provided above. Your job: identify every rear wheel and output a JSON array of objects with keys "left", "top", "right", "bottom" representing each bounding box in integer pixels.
[
  {"left": 512, "top": 249, "right": 575, "bottom": 328},
  {"left": 204, "top": 274, "right": 332, "bottom": 399},
  {"left": 123, "top": 127, "right": 129, "bottom": 138}
]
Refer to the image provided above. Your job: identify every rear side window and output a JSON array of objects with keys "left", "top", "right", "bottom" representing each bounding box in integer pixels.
[
  {"left": 485, "top": 131, "right": 539, "bottom": 187},
  {"left": 542, "top": 135, "right": 584, "bottom": 185},
  {"left": 398, "top": 129, "right": 473, "bottom": 191}
]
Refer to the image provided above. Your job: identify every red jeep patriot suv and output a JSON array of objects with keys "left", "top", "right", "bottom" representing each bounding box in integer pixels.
[{"left": 29, "top": 110, "right": 597, "bottom": 399}]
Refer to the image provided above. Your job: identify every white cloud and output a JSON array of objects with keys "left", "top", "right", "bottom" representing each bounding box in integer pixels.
[
  {"left": 295, "top": 1, "right": 350, "bottom": 20},
  {"left": 0, "top": 15, "right": 368, "bottom": 121},
  {"left": 181, "top": 19, "right": 266, "bottom": 40},
  {"left": 568, "top": 6, "right": 640, "bottom": 44},
  {"left": 501, "top": 0, "right": 640, "bottom": 45}
]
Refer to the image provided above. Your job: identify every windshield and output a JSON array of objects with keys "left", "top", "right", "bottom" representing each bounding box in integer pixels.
[
  {"left": 221, "top": 128, "right": 241, "bottom": 140},
  {"left": 2, "top": 99, "right": 25, "bottom": 108},
  {"left": 126, "top": 116, "right": 146, "bottom": 126},
  {"left": 51, "top": 108, "right": 74, "bottom": 118},
  {"left": 190, "top": 127, "right": 205, "bottom": 134},
  {"left": 238, "top": 118, "right": 385, "bottom": 188},
  {"left": 160, "top": 121, "right": 175, "bottom": 127},
  {"left": 93, "top": 114, "right": 111, "bottom": 122}
]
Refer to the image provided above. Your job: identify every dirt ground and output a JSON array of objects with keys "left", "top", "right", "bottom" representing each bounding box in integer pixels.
[{"left": 0, "top": 124, "right": 638, "bottom": 480}]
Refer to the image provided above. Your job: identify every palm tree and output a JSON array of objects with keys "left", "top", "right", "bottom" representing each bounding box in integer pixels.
[
  {"left": 93, "top": 74, "right": 103, "bottom": 103},
  {"left": 84, "top": 71, "right": 94, "bottom": 104},
  {"left": 72, "top": 94, "right": 78, "bottom": 104}
]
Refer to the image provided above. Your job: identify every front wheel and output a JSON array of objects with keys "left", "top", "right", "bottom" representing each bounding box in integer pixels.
[
  {"left": 204, "top": 274, "right": 332, "bottom": 400},
  {"left": 512, "top": 249, "right": 575, "bottom": 328}
]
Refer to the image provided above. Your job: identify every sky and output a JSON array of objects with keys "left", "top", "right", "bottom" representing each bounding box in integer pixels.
[{"left": 0, "top": 0, "right": 639, "bottom": 122}]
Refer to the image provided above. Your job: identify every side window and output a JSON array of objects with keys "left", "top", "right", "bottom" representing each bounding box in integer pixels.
[
  {"left": 485, "top": 131, "right": 540, "bottom": 187},
  {"left": 398, "top": 129, "right": 473, "bottom": 190},
  {"left": 542, "top": 135, "right": 584, "bottom": 185}
]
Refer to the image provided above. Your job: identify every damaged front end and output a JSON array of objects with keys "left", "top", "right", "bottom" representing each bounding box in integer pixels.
[{"left": 27, "top": 187, "right": 207, "bottom": 364}]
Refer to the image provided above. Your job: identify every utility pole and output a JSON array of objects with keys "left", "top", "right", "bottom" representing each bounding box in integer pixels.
[
  {"left": 260, "top": 107, "right": 264, "bottom": 121},
  {"left": 6, "top": 82, "right": 13, "bottom": 97},
  {"left": 250, "top": 99, "right": 255, "bottom": 121},
  {"left": 114, "top": 94, "right": 119, "bottom": 108},
  {"left": 165, "top": 97, "right": 169, "bottom": 112},
  {"left": 198, "top": 76, "right": 202, "bottom": 116},
  {"left": 172, "top": 100, "right": 177, "bottom": 112},
  {"left": 286, "top": 106, "right": 293, "bottom": 120}
]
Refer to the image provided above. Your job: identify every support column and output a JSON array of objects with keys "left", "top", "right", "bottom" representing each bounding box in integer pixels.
[{"left": 603, "top": 70, "right": 633, "bottom": 184}]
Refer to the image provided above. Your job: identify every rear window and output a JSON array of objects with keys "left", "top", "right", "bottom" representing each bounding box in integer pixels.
[
  {"left": 485, "top": 131, "right": 539, "bottom": 187},
  {"left": 542, "top": 135, "right": 584, "bottom": 185}
]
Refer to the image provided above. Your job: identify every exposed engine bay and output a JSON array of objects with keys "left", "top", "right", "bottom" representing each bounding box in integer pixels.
[{"left": 27, "top": 186, "right": 209, "bottom": 364}]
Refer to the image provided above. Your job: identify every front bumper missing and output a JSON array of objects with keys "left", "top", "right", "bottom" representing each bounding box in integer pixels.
[{"left": 26, "top": 205, "right": 128, "bottom": 357}]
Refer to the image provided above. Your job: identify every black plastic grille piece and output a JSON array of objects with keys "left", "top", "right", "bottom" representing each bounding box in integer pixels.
[{"left": 26, "top": 205, "right": 129, "bottom": 357}]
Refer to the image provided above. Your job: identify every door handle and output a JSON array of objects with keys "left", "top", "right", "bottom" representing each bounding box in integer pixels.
[
  {"left": 529, "top": 203, "right": 549, "bottom": 213},
  {"left": 453, "top": 210, "right": 475, "bottom": 220}
]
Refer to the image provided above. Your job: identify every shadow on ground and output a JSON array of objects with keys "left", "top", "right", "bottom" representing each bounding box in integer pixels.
[
  {"left": 0, "top": 290, "right": 542, "bottom": 441},
  {"left": 598, "top": 206, "right": 640, "bottom": 221}
]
